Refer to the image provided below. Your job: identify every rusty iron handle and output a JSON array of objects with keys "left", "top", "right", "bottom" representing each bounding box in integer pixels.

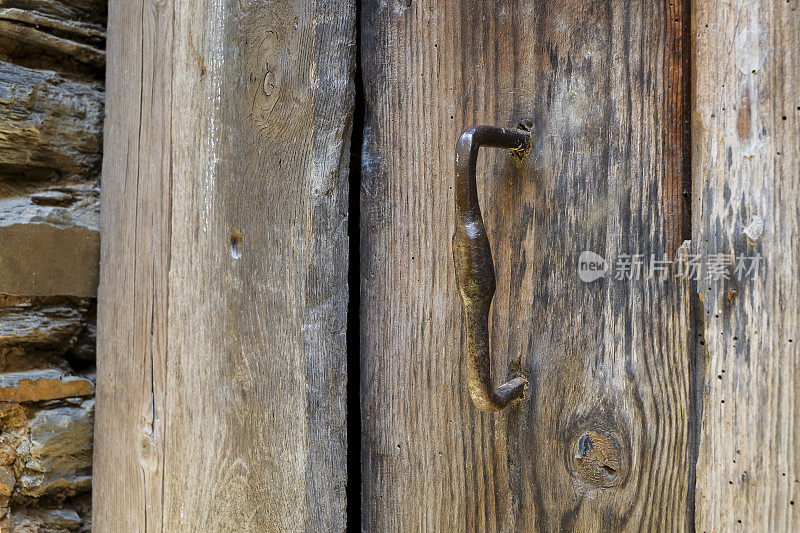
[{"left": 453, "top": 125, "right": 531, "bottom": 412}]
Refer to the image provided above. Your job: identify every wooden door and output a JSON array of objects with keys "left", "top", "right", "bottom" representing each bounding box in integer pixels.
[
  {"left": 360, "top": 1, "right": 695, "bottom": 530},
  {"left": 94, "top": 0, "right": 800, "bottom": 529}
]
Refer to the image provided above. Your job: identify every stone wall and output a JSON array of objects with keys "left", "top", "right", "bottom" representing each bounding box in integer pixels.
[{"left": 0, "top": 0, "right": 104, "bottom": 530}]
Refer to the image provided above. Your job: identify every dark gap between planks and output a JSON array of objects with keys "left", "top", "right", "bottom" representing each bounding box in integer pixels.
[{"left": 346, "top": 0, "right": 365, "bottom": 529}]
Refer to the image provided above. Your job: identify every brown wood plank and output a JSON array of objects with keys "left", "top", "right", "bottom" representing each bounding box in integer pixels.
[
  {"left": 94, "top": 0, "right": 354, "bottom": 529},
  {"left": 360, "top": 0, "right": 693, "bottom": 529},
  {"left": 693, "top": 1, "right": 800, "bottom": 529}
]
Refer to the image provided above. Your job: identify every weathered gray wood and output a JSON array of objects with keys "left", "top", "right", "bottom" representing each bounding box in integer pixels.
[
  {"left": 361, "top": 0, "right": 693, "bottom": 529},
  {"left": 95, "top": 0, "right": 354, "bottom": 530},
  {"left": 693, "top": 1, "right": 800, "bottom": 529}
]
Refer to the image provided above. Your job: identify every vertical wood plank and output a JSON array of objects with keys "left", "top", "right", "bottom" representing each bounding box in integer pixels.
[
  {"left": 94, "top": 0, "right": 354, "bottom": 529},
  {"left": 693, "top": 1, "right": 800, "bottom": 529},
  {"left": 360, "top": 0, "right": 693, "bottom": 529}
]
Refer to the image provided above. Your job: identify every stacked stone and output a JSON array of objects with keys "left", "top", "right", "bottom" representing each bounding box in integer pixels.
[{"left": 0, "top": 0, "right": 104, "bottom": 530}]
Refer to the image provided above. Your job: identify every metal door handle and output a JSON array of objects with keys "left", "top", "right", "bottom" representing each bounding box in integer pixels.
[{"left": 453, "top": 125, "right": 531, "bottom": 412}]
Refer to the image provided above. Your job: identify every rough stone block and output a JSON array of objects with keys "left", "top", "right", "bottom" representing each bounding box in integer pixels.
[
  {"left": 0, "top": 370, "right": 93, "bottom": 402},
  {"left": 4, "top": 505, "right": 85, "bottom": 532},
  {"left": 0, "top": 61, "right": 103, "bottom": 178},
  {"left": 17, "top": 399, "right": 93, "bottom": 498},
  {"left": 0, "top": 464, "right": 14, "bottom": 497},
  {"left": 0, "top": 187, "right": 99, "bottom": 296},
  {"left": 0, "top": 300, "right": 83, "bottom": 353}
]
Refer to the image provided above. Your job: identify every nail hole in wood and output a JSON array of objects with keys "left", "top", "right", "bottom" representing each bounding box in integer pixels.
[{"left": 230, "top": 230, "right": 243, "bottom": 259}]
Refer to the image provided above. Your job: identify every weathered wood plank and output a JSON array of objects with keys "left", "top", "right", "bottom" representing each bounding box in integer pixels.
[
  {"left": 693, "top": 1, "right": 800, "bottom": 530},
  {"left": 94, "top": 0, "right": 354, "bottom": 530},
  {"left": 360, "top": 0, "right": 693, "bottom": 530}
]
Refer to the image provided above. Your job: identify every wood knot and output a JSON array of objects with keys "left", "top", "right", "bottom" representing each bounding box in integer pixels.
[{"left": 571, "top": 430, "right": 623, "bottom": 489}]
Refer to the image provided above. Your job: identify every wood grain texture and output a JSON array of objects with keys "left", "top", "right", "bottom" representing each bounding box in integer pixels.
[
  {"left": 360, "top": 0, "right": 693, "bottom": 530},
  {"left": 95, "top": 0, "right": 354, "bottom": 530},
  {"left": 693, "top": 1, "right": 800, "bottom": 530}
]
